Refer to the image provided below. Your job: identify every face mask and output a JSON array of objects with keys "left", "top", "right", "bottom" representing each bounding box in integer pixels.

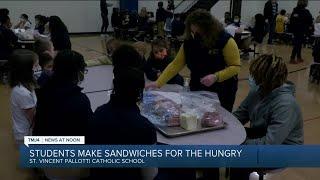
[
  {"left": 33, "top": 66, "right": 42, "bottom": 80},
  {"left": 248, "top": 76, "right": 259, "bottom": 90},
  {"left": 234, "top": 19, "right": 240, "bottom": 23}
]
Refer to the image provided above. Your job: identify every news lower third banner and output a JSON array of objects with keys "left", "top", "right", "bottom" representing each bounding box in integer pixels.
[{"left": 20, "top": 137, "right": 320, "bottom": 168}]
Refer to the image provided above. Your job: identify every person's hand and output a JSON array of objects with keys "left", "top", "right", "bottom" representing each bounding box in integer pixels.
[
  {"left": 200, "top": 74, "right": 218, "bottom": 87},
  {"left": 235, "top": 27, "right": 243, "bottom": 34},
  {"left": 145, "top": 81, "right": 159, "bottom": 90},
  {"left": 157, "top": 72, "right": 161, "bottom": 78}
]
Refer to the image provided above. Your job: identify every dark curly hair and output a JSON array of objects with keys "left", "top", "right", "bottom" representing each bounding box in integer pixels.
[{"left": 250, "top": 54, "right": 288, "bottom": 95}]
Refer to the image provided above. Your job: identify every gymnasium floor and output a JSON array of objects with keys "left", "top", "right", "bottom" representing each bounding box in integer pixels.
[{"left": 0, "top": 35, "right": 319, "bottom": 180}]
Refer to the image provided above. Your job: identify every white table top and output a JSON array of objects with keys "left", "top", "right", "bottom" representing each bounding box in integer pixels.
[
  {"left": 241, "top": 30, "right": 251, "bottom": 35},
  {"left": 18, "top": 39, "right": 35, "bottom": 44},
  {"left": 80, "top": 65, "right": 113, "bottom": 93}
]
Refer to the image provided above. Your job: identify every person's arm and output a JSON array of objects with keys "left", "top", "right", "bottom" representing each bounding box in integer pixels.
[
  {"left": 144, "top": 59, "right": 159, "bottom": 81},
  {"left": 14, "top": 21, "right": 22, "bottom": 29},
  {"left": 214, "top": 38, "right": 241, "bottom": 82},
  {"left": 16, "top": 89, "right": 37, "bottom": 128},
  {"left": 233, "top": 93, "right": 251, "bottom": 125},
  {"left": 155, "top": 45, "right": 186, "bottom": 87},
  {"left": 24, "top": 108, "right": 36, "bottom": 128},
  {"left": 306, "top": 10, "right": 314, "bottom": 28},
  {"left": 263, "top": 2, "right": 269, "bottom": 20},
  {"left": 244, "top": 101, "right": 301, "bottom": 145}
]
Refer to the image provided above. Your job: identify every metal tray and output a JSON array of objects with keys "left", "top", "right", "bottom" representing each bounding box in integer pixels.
[{"left": 155, "top": 122, "right": 227, "bottom": 138}]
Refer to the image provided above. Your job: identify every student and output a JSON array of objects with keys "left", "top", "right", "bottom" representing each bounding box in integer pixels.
[
  {"left": 0, "top": 8, "right": 9, "bottom": 24},
  {"left": 147, "top": 9, "right": 241, "bottom": 112},
  {"left": 105, "top": 37, "right": 121, "bottom": 57},
  {"left": 33, "top": 50, "right": 91, "bottom": 179},
  {"left": 89, "top": 45, "right": 156, "bottom": 180},
  {"left": 145, "top": 38, "right": 184, "bottom": 86},
  {"left": 224, "top": 17, "right": 242, "bottom": 37},
  {"left": 310, "top": 16, "right": 320, "bottom": 83},
  {"left": 230, "top": 54, "right": 303, "bottom": 180},
  {"left": 289, "top": 0, "right": 313, "bottom": 64},
  {"left": 156, "top": 1, "right": 168, "bottom": 37},
  {"left": 9, "top": 49, "right": 38, "bottom": 145},
  {"left": 111, "top": 8, "right": 121, "bottom": 29},
  {"left": 0, "top": 15, "right": 19, "bottom": 60},
  {"left": 315, "top": 14, "right": 320, "bottom": 37},
  {"left": 14, "top": 14, "right": 32, "bottom": 30},
  {"left": 275, "top": 9, "right": 288, "bottom": 33},
  {"left": 100, "top": 0, "right": 113, "bottom": 33},
  {"left": 171, "top": 14, "right": 185, "bottom": 38},
  {"left": 33, "top": 50, "right": 92, "bottom": 136},
  {"left": 134, "top": 8, "right": 153, "bottom": 41},
  {"left": 221, "top": 12, "right": 231, "bottom": 27},
  {"left": 133, "top": 41, "right": 147, "bottom": 60},
  {"left": 34, "top": 15, "right": 47, "bottom": 34},
  {"left": 33, "top": 39, "right": 55, "bottom": 87},
  {"left": 264, "top": 0, "right": 278, "bottom": 44},
  {"left": 48, "top": 16, "right": 71, "bottom": 51},
  {"left": 251, "top": 13, "right": 267, "bottom": 44}
]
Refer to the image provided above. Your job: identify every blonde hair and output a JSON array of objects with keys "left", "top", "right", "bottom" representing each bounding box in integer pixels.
[
  {"left": 316, "top": 15, "right": 320, "bottom": 23},
  {"left": 139, "top": 7, "right": 148, "bottom": 17},
  {"left": 133, "top": 41, "right": 148, "bottom": 57}
]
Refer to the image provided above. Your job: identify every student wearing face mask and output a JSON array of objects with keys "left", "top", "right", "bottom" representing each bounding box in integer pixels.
[
  {"left": 34, "top": 15, "right": 48, "bottom": 34},
  {"left": 230, "top": 54, "right": 303, "bottom": 180},
  {"left": 34, "top": 39, "right": 56, "bottom": 87},
  {"left": 145, "top": 38, "right": 184, "bottom": 86},
  {"left": 33, "top": 50, "right": 92, "bottom": 137},
  {"left": 9, "top": 49, "right": 38, "bottom": 146},
  {"left": 33, "top": 50, "right": 92, "bottom": 179},
  {"left": 146, "top": 9, "right": 241, "bottom": 112},
  {"left": 14, "top": 14, "right": 32, "bottom": 30}
]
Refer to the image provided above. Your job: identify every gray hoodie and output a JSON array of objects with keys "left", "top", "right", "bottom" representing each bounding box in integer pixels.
[{"left": 233, "top": 82, "right": 303, "bottom": 145}]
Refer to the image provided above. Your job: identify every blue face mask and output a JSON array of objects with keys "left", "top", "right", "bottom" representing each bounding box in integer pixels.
[{"left": 248, "top": 76, "right": 259, "bottom": 90}]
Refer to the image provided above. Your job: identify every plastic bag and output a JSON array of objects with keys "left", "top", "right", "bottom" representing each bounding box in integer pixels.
[
  {"left": 141, "top": 90, "right": 222, "bottom": 128},
  {"left": 141, "top": 91, "right": 181, "bottom": 127}
]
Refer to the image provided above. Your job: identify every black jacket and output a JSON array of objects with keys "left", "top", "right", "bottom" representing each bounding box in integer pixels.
[
  {"left": 0, "top": 25, "right": 18, "bottom": 59},
  {"left": 33, "top": 79, "right": 92, "bottom": 136},
  {"left": 156, "top": 8, "right": 168, "bottom": 23},
  {"left": 100, "top": 0, "right": 108, "bottom": 15},
  {"left": 264, "top": 0, "right": 278, "bottom": 21},
  {"left": 171, "top": 19, "right": 185, "bottom": 37},
  {"left": 35, "top": 24, "right": 45, "bottom": 34},
  {"left": 289, "top": 7, "right": 313, "bottom": 34},
  {"left": 51, "top": 31, "right": 71, "bottom": 51},
  {"left": 111, "top": 12, "right": 121, "bottom": 28},
  {"left": 89, "top": 95, "right": 157, "bottom": 180}
]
